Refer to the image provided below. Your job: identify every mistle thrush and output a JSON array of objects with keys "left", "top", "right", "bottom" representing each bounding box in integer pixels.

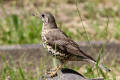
[{"left": 34, "top": 12, "right": 110, "bottom": 77}]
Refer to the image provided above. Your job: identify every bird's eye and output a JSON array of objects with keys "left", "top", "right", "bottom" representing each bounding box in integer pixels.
[{"left": 41, "top": 14, "right": 45, "bottom": 18}]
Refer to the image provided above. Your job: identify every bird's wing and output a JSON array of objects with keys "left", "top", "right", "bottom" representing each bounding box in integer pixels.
[
  {"left": 45, "top": 29, "right": 90, "bottom": 58},
  {"left": 45, "top": 29, "right": 111, "bottom": 72}
]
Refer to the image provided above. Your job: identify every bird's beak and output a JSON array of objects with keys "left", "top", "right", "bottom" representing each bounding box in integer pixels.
[{"left": 32, "top": 13, "right": 42, "bottom": 19}]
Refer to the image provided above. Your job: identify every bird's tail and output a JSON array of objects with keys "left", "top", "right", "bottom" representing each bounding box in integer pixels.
[
  {"left": 86, "top": 59, "right": 111, "bottom": 72},
  {"left": 79, "top": 49, "right": 111, "bottom": 72}
]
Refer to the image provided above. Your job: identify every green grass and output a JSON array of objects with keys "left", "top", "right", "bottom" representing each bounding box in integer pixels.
[
  {"left": 0, "top": 54, "right": 119, "bottom": 80},
  {"left": 0, "top": 55, "right": 42, "bottom": 80},
  {"left": 0, "top": 0, "right": 120, "bottom": 44},
  {"left": 0, "top": 13, "right": 42, "bottom": 44},
  {"left": 0, "top": 0, "right": 119, "bottom": 79}
]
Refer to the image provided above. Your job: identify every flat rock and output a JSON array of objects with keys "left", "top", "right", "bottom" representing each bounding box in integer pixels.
[
  {"left": 0, "top": 41, "right": 119, "bottom": 71},
  {"left": 39, "top": 68, "right": 104, "bottom": 80}
]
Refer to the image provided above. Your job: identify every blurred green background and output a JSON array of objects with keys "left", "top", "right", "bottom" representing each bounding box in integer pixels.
[
  {"left": 0, "top": 0, "right": 120, "bottom": 80},
  {"left": 0, "top": 0, "right": 120, "bottom": 45}
]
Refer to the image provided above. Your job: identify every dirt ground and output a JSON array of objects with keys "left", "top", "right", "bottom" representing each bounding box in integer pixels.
[
  {"left": 0, "top": 1, "right": 120, "bottom": 79},
  {"left": 1, "top": 0, "right": 120, "bottom": 40}
]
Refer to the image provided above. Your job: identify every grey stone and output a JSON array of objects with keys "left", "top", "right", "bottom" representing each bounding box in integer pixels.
[
  {"left": 38, "top": 68, "right": 104, "bottom": 80},
  {"left": 0, "top": 41, "right": 119, "bottom": 68}
]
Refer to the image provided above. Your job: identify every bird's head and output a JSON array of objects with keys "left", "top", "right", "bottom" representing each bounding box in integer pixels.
[
  {"left": 41, "top": 12, "right": 56, "bottom": 24},
  {"left": 33, "top": 12, "right": 57, "bottom": 29},
  {"left": 33, "top": 12, "right": 56, "bottom": 24}
]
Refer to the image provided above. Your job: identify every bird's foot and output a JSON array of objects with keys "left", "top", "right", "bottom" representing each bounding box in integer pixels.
[
  {"left": 47, "top": 70, "right": 57, "bottom": 77},
  {"left": 47, "top": 65, "right": 62, "bottom": 77}
]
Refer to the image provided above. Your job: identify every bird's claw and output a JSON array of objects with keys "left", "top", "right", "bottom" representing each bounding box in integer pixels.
[
  {"left": 47, "top": 65, "right": 62, "bottom": 77},
  {"left": 47, "top": 71, "right": 57, "bottom": 77}
]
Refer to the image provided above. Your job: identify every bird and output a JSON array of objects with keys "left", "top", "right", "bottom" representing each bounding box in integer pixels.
[{"left": 33, "top": 12, "right": 111, "bottom": 77}]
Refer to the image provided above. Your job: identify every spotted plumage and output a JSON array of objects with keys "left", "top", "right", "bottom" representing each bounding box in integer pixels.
[{"left": 34, "top": 12, "right": 110, "bottom": 77}]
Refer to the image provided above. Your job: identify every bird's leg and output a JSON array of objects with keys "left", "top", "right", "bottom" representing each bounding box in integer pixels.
[{"left": 47, "top": 65, "right": 62, "bottom": 77}]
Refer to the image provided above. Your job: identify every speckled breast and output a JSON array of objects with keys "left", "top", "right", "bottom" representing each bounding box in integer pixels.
[{"left": 41, "top": 29, "right": 69, "bottom": 60}]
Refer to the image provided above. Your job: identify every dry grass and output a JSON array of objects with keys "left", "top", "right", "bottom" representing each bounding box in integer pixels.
[{"left": 0, "top": 0, "right": 120, "bottom": 79}]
